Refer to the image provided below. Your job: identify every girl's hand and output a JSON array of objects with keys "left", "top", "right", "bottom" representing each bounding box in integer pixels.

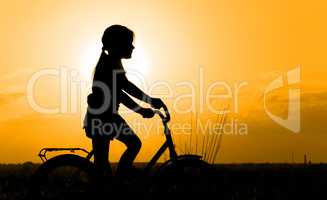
[{"left": 138, "top": 108, "right": 155, "bottom": 118}]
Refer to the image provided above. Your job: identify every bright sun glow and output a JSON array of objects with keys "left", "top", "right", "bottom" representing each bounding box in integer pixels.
[
  {"left": 123, "top": 44, "right": 151, "bottom": 76},
  {"left": 79, "top": 42, "right": 150, "bottom": 81},
  {"left": 79, "top": 42, "right": 101, "bottom": 81}
]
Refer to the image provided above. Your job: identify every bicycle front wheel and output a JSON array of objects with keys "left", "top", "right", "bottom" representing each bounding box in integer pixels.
[{"left": 156, "top": 155, "right": 214, "bottom": 195}]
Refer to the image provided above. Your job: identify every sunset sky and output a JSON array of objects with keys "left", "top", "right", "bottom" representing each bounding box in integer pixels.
[{"left": 0, "top": 0, "right": 326, "bottom": 163}]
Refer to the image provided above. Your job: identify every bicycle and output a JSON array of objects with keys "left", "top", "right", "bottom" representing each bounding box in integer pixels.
[{"left": 29, "top": 106, "right": 213, "bottom": 199}]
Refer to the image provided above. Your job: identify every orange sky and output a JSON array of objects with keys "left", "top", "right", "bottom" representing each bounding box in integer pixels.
[{"left": 0, "top": 0, "right": 327, "bottom": 163}]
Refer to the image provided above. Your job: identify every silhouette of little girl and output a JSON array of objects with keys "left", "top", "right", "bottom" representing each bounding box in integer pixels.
[{"left": 84, "top": 25, "right": 164, "bottom": 177}]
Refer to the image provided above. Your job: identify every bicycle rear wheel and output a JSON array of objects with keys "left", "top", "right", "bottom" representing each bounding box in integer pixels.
[{"left": 29, "top": 154, "right": 97, "bottom": 200}]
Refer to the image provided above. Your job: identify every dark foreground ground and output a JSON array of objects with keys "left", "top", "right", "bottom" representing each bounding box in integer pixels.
[{"left": 1, "top": 162, "right": 327, "bottom": 200}]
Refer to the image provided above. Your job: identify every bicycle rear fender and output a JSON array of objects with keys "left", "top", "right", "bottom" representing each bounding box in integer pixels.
[{"left": 32, "top": 154, "right": 96, "bottom": 182}]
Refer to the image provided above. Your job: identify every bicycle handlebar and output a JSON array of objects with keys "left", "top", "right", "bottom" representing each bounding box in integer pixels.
[{"left": 154, "top": 104, "right": 170, "bottom": 123}]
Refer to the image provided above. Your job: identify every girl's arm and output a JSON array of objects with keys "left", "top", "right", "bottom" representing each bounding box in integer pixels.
[
  {"left": 121, "top": 75, "right": 152, "bottom": 103},
  {"left": 120, "top": 91, "right": 154, "bottom": 118},
  {"left": 121, "top": 74, "right": 165, "bottom": 109}
]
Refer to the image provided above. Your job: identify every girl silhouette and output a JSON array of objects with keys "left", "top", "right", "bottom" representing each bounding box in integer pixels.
[{"left": 84, "top": 25, "right": 164, "bottom": 177}]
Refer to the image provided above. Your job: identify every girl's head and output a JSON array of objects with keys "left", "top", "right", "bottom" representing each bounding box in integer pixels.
[{"left": 102, "top": 25, "right": 135, "bottom": 59}]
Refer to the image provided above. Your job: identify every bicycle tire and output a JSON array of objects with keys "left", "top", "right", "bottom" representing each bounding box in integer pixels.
[
  {"left": 28, "top": 154, "right": 97, "bottom": 200},
  {"left": 155, "top": 155, "right": 214, "bottom": 195}
]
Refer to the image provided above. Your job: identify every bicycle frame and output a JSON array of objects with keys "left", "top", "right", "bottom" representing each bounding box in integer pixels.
[
  {"left": 38, "top": 105, "right": 177, "bottom": 174},
  {"left": 144, "top": 110, "right": 177, "bottom": 173}
]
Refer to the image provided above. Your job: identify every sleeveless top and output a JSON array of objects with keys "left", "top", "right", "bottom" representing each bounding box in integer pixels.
[{"left": 83, "top": 52, "right": 127, "bottom": 138}]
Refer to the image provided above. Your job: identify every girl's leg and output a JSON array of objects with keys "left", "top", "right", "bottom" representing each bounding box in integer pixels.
[
  {"left": 92, "top": 137, "right": 111, "bottom": 175},
  {"left": 114, "top": 116, "right": 142, "bottom": 175}
]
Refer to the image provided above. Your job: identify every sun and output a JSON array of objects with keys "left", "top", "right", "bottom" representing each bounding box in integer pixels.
[
  {"left": 79, "top": 42, "right": 101, "bottom": 81},
  {"left": 79, "top": 42, "right": 151, "bottom": 82},
  {"left": 123, "top": 43, "right": 151, "bottom": 76}
]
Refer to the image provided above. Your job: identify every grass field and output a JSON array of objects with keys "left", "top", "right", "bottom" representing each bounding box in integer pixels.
[{"left": 0, "top": 162, "right": 327, "bottom": 199}]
